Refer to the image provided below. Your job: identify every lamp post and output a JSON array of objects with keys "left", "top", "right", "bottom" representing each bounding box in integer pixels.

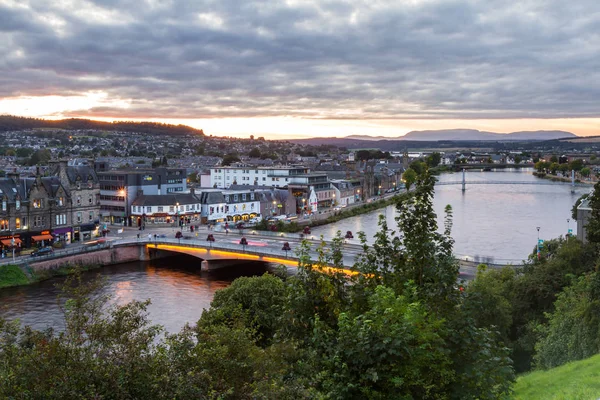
[
  {"left": 567, "top": 218, "right": 571, "bottom": 237},
  {"left": 536, "top": 226, "right": 541, "bottom": 259},
  {"left": 120, "top": 188, "right": 128, "bottom": 227},
  {"left": 357, "top": 189, "right": 361, "bottom": 202},
  {"left": 272, "top": 200, "right": 276, "bottom": 215},
  {"left": 302, "top": 198, "right": 306, "bottom": 213},
  {"left": 176, "top": 202, "right": 179, "bottom": 227},
  {"left": 10, "top": 236, "right": 15, "bottom": 263},
  {"left": 378, "top": 185, "right": 382, "bottom": 196},
  {"left": 332, "top": 193, "right": 336, "bottom": 207}
]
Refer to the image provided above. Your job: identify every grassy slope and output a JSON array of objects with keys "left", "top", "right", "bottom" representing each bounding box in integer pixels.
[
  {"left": 0, "top": 264, "right": 31, "bottom": 288},
  {"left": 513, "top": 354, "right": 600, "bottom": 400}
]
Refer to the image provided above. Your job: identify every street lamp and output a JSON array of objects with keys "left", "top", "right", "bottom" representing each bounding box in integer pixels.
[
  {"left": 536, "top": 226, "right": 541, "bottom": 259},
  {"left": 332, "top": 193, "right": 336, "bottom": 207},
  {"left": 176, "top": 202, "right": 179, "bottom": 227},
  {"left": 120, "top": 188, "right": 128, "bottom": 227},
  {"left": 378, "top": 185, "right": 382, "bottom": 196},
  {"left": 272, "top": 200, "right": 277, "bottom": 215},
  {"left": 567, "top": 218, "right": 571, "bottom": 237}
]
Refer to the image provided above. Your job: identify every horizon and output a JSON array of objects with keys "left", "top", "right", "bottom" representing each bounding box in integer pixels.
[{"left": 1, "top": 1, "right": 599, "bottom": 139}]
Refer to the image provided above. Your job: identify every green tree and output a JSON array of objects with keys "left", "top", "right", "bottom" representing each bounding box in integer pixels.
[
  {"left": 585, "top": 181, "right": 600, "bottom": 243},
  {"left": 28, "top": 149, "right": 52, "bottom": 165},
  {"left": 580, "top": 167, "right": 591, "bottom": 178},
  {"left": 535, "top": 272, "right": 600, "bottom": 369},
  {"left": 248, "top": 148, "right": 261, "bottom": 158},
  {"left": 550, "top": 155, "right": 558, "bottom": 163},
  {"left": 549, "top": 162, "right": 559, "bottom": 175},
  {"left": 409, "top": 160, "right": 425, "bottom": 175},
  {"left": 426, "top": 152, "right": 441, "bottom": 167},
  {"left": 569, "top": 158, "right": 584, "bottom": 172},
  {"left": 15, "top": 147, "right": 33, "bottom": 158},
  {"left": 514, "top": 155, "right": 522, "bottom": 164},
  {"left": 402, "top": 168, "right": 417, "bottom": 191},
  {"left": 221, "top": 154, "right": 241, "bottom": 166}
]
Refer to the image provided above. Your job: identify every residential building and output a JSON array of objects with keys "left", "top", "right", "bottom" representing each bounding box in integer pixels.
[{"left": 98, "top": 167, "right": 187, "bottom": 226}]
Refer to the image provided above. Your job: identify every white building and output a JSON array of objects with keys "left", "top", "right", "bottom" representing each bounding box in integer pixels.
[{"left": 210, "top": 166, "right": 312, "bottom": 189}]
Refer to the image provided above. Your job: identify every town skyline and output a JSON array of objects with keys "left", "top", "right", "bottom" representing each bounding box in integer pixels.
[{"left": 2, "top": 0, "right": 599, "bottom": 139}]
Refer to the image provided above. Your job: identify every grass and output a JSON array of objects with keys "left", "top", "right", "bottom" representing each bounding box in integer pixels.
[
  {"left": 0, "top": 264, "right": 31, "bottom": 288},
  {"left": 513, "top": 353, "right": 600, "bottom": 400}
]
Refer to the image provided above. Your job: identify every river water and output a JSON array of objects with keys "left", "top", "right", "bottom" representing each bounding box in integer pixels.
[
  {"left": 0, "top": 169, "right": 589, "bottom": 332},
  {"left": 312, "top": 169, "right": 589, "bottom": 264}
]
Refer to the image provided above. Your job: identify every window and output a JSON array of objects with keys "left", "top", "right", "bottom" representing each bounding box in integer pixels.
[
  {"left": 89, "top": 195, "right": 93, "bottom": 204},
  {"left": 77, "top": 195, "right": 81, "bottom": 205},
  {"left": 33, "top": 199, "right": 42, "bottom": 208},
  {"left": 242, "top": 194, "right": 246, "bottom": 201},
  {"left": 169, "top": 206, "right": 174, "bottom": 212},
  {"left": 225, "top": 195, "right": 229, "bottom": 202},
  {"left": 77, "top": 212, "right": 82, "bottom": 223},
  {"left": 15, "top": 199, "right": 20, "bottom": 210},
  {"left": 15, "top": 218, "right": 20, "bottom": 229},
  {"left": 34, "top": 216, "right": 43, "bottom": 228},
  {"left": 1, "top": 200, "right": 5, "bottom": 211},
  {"left": 77, "top": 182, "right": 81, "bottom": 189},
  {"left": 89, "top": 211, "right": 94, "bottom": 221},
  {"left": 58, "top": 197, "right": 63, "bottom": 206},
  {"left": 56, "top": 214, "right": 67, "bottom": 225},
  {"left": 157, "top": 206, "right": 163, "bottom": 212},
  {"left": 234, "top": 194, "right": 239, "bottom": 201},
  {"left": 0, "top": 220, "right": 8, "bottom": 231},
  {"left": 146, "top": 206, "right": 151, "bottom": 213}
]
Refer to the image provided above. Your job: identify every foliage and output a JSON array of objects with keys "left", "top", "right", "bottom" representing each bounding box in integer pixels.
[
  {"left": 513, "top": 353, "right": 600, "bottom": 400},
  {"left": 572, "top": 193, "right": 589, "bottom": 220},
  {"left": 198, "top": 274, "right": 285, "bottom": 346},
  {"left": 402, "top": 168, "right": 417, "bottom": 191},
  {"left": 248, "top": 147, "right": 261, "bottom": 158},
  {"left": 0, "top": 115, "right": 205, "bottom": 136},
  {"left": 534, "top": 272, "right": 600, "bottom": 369},
  {"left": 221, "top": 153, "right": 241, "bottom": 166},
  {"left": 585, "top": 181, "right": 600, "bottom": 243},
  {"left": 426, "top": 151, "right": 441, "bottom": 167}
]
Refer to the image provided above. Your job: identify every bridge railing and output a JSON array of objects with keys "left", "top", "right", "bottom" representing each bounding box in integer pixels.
[{"left": 0, "top": 242, "right": 112, "bottom": 266}]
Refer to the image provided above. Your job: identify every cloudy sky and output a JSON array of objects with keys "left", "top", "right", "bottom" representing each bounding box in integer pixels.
[{"left": 1, "top": 0, "right": 599, "bottom": 138}]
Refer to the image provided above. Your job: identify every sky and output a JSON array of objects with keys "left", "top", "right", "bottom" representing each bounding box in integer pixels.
[{"left": 1, "top": 0, "right": 599, "bottom": 139}]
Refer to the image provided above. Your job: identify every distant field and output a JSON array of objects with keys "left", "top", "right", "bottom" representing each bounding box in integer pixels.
[
  {"left": 559, "top": 136, "right": 600, "bottom": 143},
  {"left": 513, "top": 354, "right": 600, "bottom": 400}
]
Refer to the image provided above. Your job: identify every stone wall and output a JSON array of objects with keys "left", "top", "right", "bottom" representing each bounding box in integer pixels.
[{"left": 28, "top": 245, "right": 144, "bottom": 272}]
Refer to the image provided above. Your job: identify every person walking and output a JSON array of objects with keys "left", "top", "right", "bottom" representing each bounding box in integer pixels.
[{"left": 148, "top": 233, "right": 152, "bottom": 241}]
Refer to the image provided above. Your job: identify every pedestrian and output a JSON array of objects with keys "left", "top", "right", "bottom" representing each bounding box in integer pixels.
[
  {"left": 137, "top": 233, "right": 140, "bottom": 240},
  {"left": 148, "top": 233, "right": 152, "bottom": 241}
]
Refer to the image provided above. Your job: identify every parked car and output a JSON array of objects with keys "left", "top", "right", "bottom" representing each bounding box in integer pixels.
[{"left": 30, "top": 247, "right": 53, "bottom": 257}]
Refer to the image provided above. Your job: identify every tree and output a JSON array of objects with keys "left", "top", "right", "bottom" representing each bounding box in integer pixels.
[
  {"left": 550, "top": 155, "right": 559, "bottom": 163},
  {"left": 402, "top": 168, "right": 417, "bottom": 191},
  {"left": 15, "top": 147, "right": 33, "bottom": 158},
  {"left": 585, "top": 181, "right": 600, "bottom": 243},
  {"left": 569, "top": 158, "right": 584, "bottom": 172},
  {"left": 221, "top": 154, "right": 240, "bottom": 166},
  {"left": 426, "top": 152, "right": 442, "bottom": 167},
  {"left": 514, "top": 155, "right": 522, "bottom": 165},
  {"left": 409, "top": 160, "right": 425, "bottom": 175},
  {"left": 248, "top": 148, "right": 261, "bottom": 158},
  {"left": 187, "top": 172, "right": 198, "bottom": 183},
  {"left": 549, "top": 162, "right": 559, "bottom": 175},
  {"left": 580, "top": 167, "right": 591, "bottom": 178},
  {"left": 535, "top": 272, "right": 600, "bottom": 369},
  {"left": 28, "top": 149, "right": 51, "bottom": 165}
]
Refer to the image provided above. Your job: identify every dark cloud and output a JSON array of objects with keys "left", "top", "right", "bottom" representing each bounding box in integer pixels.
[{"left": 2, "top": 0, "right": 600, "bottom": 120}]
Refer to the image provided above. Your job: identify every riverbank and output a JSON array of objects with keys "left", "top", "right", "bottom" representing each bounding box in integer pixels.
[
  {"left": 532, "top": 171, "right": 595, "bottom": 185},
  {"left": 0, "top": 262, "right": 103, "bottom": 289}
]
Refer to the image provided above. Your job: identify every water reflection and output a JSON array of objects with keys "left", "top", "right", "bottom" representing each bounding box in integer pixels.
[{"left": 0, "top": 255, "right": 268, "bottom": 334}]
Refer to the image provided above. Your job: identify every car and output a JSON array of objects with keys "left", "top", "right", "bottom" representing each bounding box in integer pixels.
[{"left": 30, "top": 247, "right": 53, "bottom": 257}]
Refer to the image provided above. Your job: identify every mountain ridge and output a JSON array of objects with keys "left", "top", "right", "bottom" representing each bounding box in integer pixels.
[{"left": 346, "top": 129, "right": 577, "bottom": 141}]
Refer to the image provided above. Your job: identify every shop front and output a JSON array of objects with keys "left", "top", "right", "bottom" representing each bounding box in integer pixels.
[
  {"left": 52, "top": 227, "right": 73, "bottom": 246},
  {"left": 0, "top": 234, "right": 22, "bottom": 257},
  {"left": 79, "top": 223, "right": 98, "bottom": 242},
  {"left": 31, "top": 231, "right": 54, "bottom": 248}
]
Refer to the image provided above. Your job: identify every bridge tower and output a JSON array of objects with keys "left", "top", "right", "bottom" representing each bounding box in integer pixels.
[
  {"left": 571, "top": 170, "right": 575, "bottom": 194},
  {"left": 462, "top": 169, "right": 466, "bottom": 192}
]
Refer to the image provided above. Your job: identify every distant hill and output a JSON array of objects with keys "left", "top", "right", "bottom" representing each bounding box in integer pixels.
[
  {"left": 347, "top": 129, "right": 577, "bottom": 141},
  {"left": 0, "top": 115, "right": 204, "bottom": 136}
]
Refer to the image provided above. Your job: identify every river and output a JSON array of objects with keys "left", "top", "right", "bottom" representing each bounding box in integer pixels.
[
  {"left": 312, "top": 169, "right": 588, "bottom": 264},
  {"left": 0, "top": 169, "right": 589, "bottom": 332}
]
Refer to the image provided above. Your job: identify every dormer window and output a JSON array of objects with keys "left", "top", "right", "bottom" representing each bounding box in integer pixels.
[
  {"left": 33, "top": 199, "right": 42, "bottom": 209},
  {"left": 1, "top": 199, "right": 6, "bottom": 211},
  {"left": 58, "top": 197, "right": 64, "bottom": 206},
  {"left": 15, "top": 199, "right": 20, "bottom": 210},
  {"left": 77, "top": 195, "right": 81, "bottom": 205}
]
